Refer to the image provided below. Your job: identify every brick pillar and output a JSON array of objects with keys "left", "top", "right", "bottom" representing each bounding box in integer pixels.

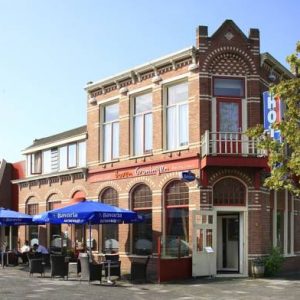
[
  {"left": 119, "top": 94, "right": 130, "bottom": 159},
  {"left": 87, "top": 101, "right": 100, "bottom": 164},
  {"left": 188, "top": 72, "right": 200, "bottom": 145},
  {"left": 152, "top": 85, "right": 163, "bottom": 152},
  {"left": 152, "top": 193, "right": 162, "bottom": 254}
]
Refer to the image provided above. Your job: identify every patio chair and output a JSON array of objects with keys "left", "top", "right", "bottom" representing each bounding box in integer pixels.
[
  {"left": 50, "top": 255, "right": 69, "bottom": 279},
  {"left": 79, "top": 255, "right": 102, "bottom": 284},
  {"left": 131, "top": 256, "right": 150, "bottom": 282},
  {"left": 104, "top": 254, "right": 121, "bottom": 279},
  {"left": 28, "top": 258, "right": 45, "bottom": 277}
]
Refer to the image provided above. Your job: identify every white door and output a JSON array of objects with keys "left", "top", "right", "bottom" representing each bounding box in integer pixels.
[{"left": 192, "top": 210, "right": 217, "bottom": 277}]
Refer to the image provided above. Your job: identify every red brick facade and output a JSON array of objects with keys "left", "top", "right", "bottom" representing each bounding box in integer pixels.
[{"left": 15, "top": 20, "right": 299, "bottom": 279}]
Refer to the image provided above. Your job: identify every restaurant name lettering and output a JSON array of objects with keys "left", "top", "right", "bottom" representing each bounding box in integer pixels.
[{"left": 115, "top": 165, "right": 169, "bottom": 179}]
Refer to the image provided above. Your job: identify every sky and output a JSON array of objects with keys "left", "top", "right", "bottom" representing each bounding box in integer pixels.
[{"left": 0, "top": 0, "right": 299, "bottom": 163}]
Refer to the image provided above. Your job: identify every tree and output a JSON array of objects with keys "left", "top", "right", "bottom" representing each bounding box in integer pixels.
[{"left": 248, "top": 42, "right": 300, "bottom": 195}]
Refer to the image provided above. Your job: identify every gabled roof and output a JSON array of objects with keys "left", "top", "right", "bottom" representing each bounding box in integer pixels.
[
  {"left": 261, "top": 52, "right": 294, "bottom": 79},
  {"left": 22, "top": 125, "right": 87, "bottom": 154},
  {"left": 211, "top": 19, "right": 248, "bottom": 41}
]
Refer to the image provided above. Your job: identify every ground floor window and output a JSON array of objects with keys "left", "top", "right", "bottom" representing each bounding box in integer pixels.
[
  {"left": 100, "top": 187, "right": 119, "bottom": 253},
  {"left": 131, "top": 184, "right": 153, "bottom": 255},
  {"left": 26, "top": 202, "right": 39, "bottom": 246},
  {"left": 164, "top": 181, "right": 189, "bottom": 257}
]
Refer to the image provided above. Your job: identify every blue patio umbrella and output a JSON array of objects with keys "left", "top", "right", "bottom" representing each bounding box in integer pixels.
[
  {"left": 33, "top": 200, "right": 143, "bottom": 224},
  {"left": 0, "top": 208, "right": 34, "bottom": 268},
  {"left": 32, "top": 200, "right": 143, "bottom": 258},
  {"left": 0, "top": 208, "right": 33, "bottom": 226}
]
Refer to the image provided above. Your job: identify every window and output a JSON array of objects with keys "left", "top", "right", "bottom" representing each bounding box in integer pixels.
[
  {"left": 30, "top": 151, "right": 42, "bottom": 174},
  {"left": 47, "top": 198, "right": 61, "bottom": 251},
  {"left": 166, "top": 82, "right": 189, "bottom": 150},
  {"left": 133, "top": 93, "right": 152, "bottom": 156},
  {"left": 26, "top": 202, "right": 39, "bottom": 247},
  {"left": 68, "top": 143, "right": 77, "bottom": 168},
  {"left": 165, "top": 181, "right": 189, "bottom": 257},
  {"left": 132, "top": 184, "right": 153, "bottom": 255},
  {"left": 27, "top": 142, "right": 86, "bottom": 176},
  {"left": 213, "top": 78, "right": 244, "bottom": 97},
  {"left": 103, "top": 103, "right": 119, "bottom": 161},
  {"left": 213, "top": 178, "right": 246, "bottom": 206},
  {"left": 59, "top": 142, "right": 86, "bottom": 171},
  {"left": 100, "top": 188, "right": 119, "bottom": 253},
  {"left": 218, "top": 100, "right": 240, "bottom": 133}
]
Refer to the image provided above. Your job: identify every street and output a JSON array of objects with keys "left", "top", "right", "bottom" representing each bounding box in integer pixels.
[{"left": 0, "top": 266, "right": 300, "bottom": 300}]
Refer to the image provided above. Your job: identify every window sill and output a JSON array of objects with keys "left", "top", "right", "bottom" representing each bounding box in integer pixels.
[
  {"left": 162, "top": 147, "right": 189, "bottom": 154},
  {"left": 129, "top": 153, "right": 153, "bottom": 160},
  {"left": 99, "top": 159, "right": 120, "bottom": 166}
]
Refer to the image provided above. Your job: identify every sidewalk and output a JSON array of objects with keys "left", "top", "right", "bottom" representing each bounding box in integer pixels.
[{"left": 0, "top": 265, "right": 299, "bottom": 300}]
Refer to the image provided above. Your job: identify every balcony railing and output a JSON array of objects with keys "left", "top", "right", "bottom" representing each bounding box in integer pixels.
[{"left": 201, "top": 130, "right": 264, "bottom": 158}]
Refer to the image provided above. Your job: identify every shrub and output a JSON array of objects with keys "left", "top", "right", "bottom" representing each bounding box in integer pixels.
[{"left": 264, "top": 247, "right": 284, "bottom": 276}]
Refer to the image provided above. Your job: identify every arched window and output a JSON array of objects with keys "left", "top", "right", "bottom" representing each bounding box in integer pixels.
[
  {"left": 47, "top": 194, "right": 61, "bottom": 251},
  {"left": 165, "top": 181, "right": 189, "bottom": 257},
  {"left": 213, "top": 178, "right": 246, "bottom": 206},
  {"left": 131, "top": 184, "right": 152, "bottom": 255},
  {"left": 26, "top": 197, "right": 39, "bottom": 247},
  {"left": 99, "top": 188, "right": 119, "bottom": 253}
]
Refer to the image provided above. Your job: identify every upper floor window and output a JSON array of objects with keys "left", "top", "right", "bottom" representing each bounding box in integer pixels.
[
  {"left": 27, "top": 141, "right": 86, "bottom": 176},
  {"left": 103, "top": 103, "right": 119, "bottom": 162},
  {"left": 30, "top": 151, "right": 42, "bottom": 174},
  {"left": 213, "top": 78, "right": 244, "bottom": 97},
  {"left": 166, "top": 82, "right": 189, "bottom": 150},
  {"left": 133, "top": 93, "right": 152, "bottom": 156},
  {"left": 68, "top": 143, "right": 77, "bottom": 168}
]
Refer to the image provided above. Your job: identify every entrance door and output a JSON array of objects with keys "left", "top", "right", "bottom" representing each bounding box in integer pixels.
[
  {"left": 217, "top": 98, "right": 242, "bottom": 154},
  {"left": 192, "top": 210, "right": 216, "bottom": 277},
  {"left": 217, "top": 214, "right": 239, "bottom": 272}
]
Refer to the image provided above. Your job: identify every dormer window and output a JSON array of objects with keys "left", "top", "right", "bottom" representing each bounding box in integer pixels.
[
  {"left": 30, "top": 151, "right": 42, "bottom": 174},
  {"left": 27, "top": 141, "right": 86, "bottom": 176},
  {"left": 68, "top": 143, "right": 77, "bottom": 168}
]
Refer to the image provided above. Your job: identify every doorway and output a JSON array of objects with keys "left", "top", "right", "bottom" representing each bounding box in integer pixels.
[{"left": 217, "top": 213, "right": 239, "bottom": 273}]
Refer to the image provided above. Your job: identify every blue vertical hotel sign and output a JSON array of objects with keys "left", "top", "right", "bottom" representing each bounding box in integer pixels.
[{"left": 263, "top": 91, "right": 282, "bottom": 142}]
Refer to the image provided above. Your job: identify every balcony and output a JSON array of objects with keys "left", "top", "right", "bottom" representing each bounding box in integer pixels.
[{"left": 200, "top": 131, "right": 268, "bottom": 169}]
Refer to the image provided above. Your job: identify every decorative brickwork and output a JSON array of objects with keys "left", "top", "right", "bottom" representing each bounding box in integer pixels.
[
  {"left": 208, "top": 169, "right": 253, "bottom": 187},
  {"left": 202, "top": 46, "right": 257, "bottom": 75},
  {"left": 209, "top": 52, "right": 250, "bottom": 75}
]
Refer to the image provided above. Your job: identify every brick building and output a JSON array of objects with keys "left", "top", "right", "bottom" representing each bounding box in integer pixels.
[{"left": 14, "top": 20, "right": 299, "bottom": 280}]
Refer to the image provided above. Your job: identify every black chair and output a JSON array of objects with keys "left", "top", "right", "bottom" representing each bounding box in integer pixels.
[
  {"left": 131, "top": 256, "right": 150, "bottom": 282},
  {"left": 79, "top": 256, "right": 102, "bottom": 284},
  {"left": 104, "top": 254, "right": 121, "bottom": 279},
  {"left": 28, "top": 258, "right": 45, "bottom": 277},
  {"left": 50, "top": 255, "right": 69, "bottom": 279}
]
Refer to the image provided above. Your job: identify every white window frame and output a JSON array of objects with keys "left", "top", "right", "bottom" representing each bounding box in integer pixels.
[
  {"left": 101, "top": 102, "right": 120, "bottom": 162},
  {"left": 30, "top": 151, "right": 42, "bottom": 174},
  {"left": 132, "top": 92, "right": 153, "bottom": 156},
  {"left": 164, "top": 81, "right": 189, "bottom": 151}
]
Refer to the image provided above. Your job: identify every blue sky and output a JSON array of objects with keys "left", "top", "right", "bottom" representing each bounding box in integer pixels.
[{"left": 0, "top": 0, "right": 299, "bottom": 163}]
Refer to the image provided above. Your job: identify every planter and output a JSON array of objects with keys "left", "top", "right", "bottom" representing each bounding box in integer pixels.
[{"left": 252, "top": 263, "right": 265, "bottom": 278}]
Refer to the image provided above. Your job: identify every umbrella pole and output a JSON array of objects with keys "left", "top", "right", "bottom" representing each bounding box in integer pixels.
[
  {"left": 89, "top": 222, "right": 92, "bottom": 262},
  {"left": 1, "top": 226, "right": 5, "bottom": 268},
  {"left": 9, "top": 226, "right": 12, "bottom": 251}
]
